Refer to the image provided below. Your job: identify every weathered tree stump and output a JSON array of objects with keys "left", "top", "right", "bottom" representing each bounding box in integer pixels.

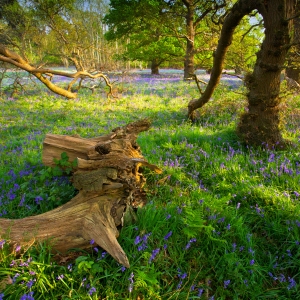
[{"left": 0, "top": 119, "right": 162, "bottom": 267}]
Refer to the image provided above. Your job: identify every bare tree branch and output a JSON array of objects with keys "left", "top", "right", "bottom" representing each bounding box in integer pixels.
[{"left": 0, "top": 44, "right": 117, "bottom": 99}]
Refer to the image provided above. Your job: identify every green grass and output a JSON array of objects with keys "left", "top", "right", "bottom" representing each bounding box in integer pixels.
[{"left": 0, "top": 77, "right": 300, "bottom": 299}]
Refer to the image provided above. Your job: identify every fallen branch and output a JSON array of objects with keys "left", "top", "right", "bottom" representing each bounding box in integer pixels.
[{"left": 0, "top": 44, "right": 117, "bottom": 99}]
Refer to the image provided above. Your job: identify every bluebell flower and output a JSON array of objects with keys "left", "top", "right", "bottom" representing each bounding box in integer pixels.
[
  {"left": 20, "top": 291, "right": 34, "bottom": 300},
  {"left": 198, "top": 289, "right": 204, "bottom": 297},
  {"left": 134, "top": 235, "right": 141, "bottom": 245},
  {"left": 34, "top": 196, "right": 43, "bottom": 205},
  {"left": 164, "top": 231, "right": 172, "bottom": 240},
  {"left": 185, "top": 238, "right": 197, "bottom": 250},
  {"left": 224, "top": 280, "right": 230, "bottom": 288},
  {"left": 26, "top": 279, "right": 35, "bottom": 288},
  {"left": 128, "top": 272, "right": 134, "bottom": 293},
  {"left": 88, "top": 287, "right": 96, "bottom": 295},
  {"left": 232, "top": 243, "right": 237, "bottom": 252},
  {"left": 287, "top": 277, "right": 296, "bottom": 290},
  {"left": 278, "top": 274, "right": 286, "bottom": 282},
  {"left": 57, "top": 274, "right": 64, "bottom": 280},
  {"left": 149, "top": 248, "right": 160, "bottom": 263},
  {"left": 248, "top": 248, "right": 255, "bottom": 256}
]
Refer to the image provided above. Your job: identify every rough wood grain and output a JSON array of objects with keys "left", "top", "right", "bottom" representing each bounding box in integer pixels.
[{"left": 0, "top": 119, "right": 162, "bottom": 267}]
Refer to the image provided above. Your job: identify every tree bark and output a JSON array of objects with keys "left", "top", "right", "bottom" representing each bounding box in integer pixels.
[
  {"left": 151, "top": 58, "right": 160, "bottom": 75},
  {"left": 0, "top": 120, "right": 162, "bottom": 267},
  {"left": 183, "top": 3, "right": 195, "bottom": 79},
  {"left": 188, "top": 0, "right": 261, "bottom": 118},
  {"left": 286, "top": 0, "right": 300, "bottom": 83},
  {"left": 237, "top": 0, "right": 296, "bottom": 148},
  {"left": 187, "top": 0, "right": 296, "bottom": 148}
]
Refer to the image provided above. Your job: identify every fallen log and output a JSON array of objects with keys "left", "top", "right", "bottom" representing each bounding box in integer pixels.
[{"left": 0, "top": 119, "right": 162, "bottom": 267}]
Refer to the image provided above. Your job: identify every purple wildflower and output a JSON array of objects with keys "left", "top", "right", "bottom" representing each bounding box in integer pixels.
[
  {"left": 177, "top": 207, "right": 182, "bottom": 214},
  {"left": 164, "top": 231, "right": 172, "bottom": 240},
  {"left": 250, "top": 259, "right": 255, "bottom": 265},
  {"left": 90, "top": 239, "right": 95, "bottom": 245},
  {"left": 232, "top": 243, "right": 237, "bottom": 252},
  {"left": 16, "top": 245, "right": 21, "bottom": 252},
  {"left": 236, "top": 202, "right": 241, "bottom": 209},
  {"left": 88, "top": 287, "right": 96, "bottom": 295},
  {"left": 34, "top": 196, "right": 43, "bottom": 205},
  {"left": 128, "top": 272, "right": 134, "bottom": 293},
  {"left": 20, "top": 291, "right": 34, "bottom": 300},
  {"left": 0, "top": 293, "right": 4, "bottom": 300},
  {"left": 67, "top": 264, "right": 72, "bottom": 272},
  {"left": 12, "top": 273, "right": 20, "bottom": 283},
  {"left": 185, "top": 238, "right": 197, "bottom": 250},
  {"left": 19, "top": 194, "right": 26, "bottom": 206},
  {"left": 149, "top": 248, "right": 160, "bottom": 263},
  {"left": 138, "top": 243, "right": 147, "bottom": 251},
  {"left": 198, "top": 289, "right": 204, "bottom": 297},
  {"left": 26, "top": 279, "right": 35, "bottom": 288},
  {"left": 166, "top": 214, "right": 171, "bottom": 220},
  {"left": 57, "top": 274, "right": 64, "bottom": 280},
  {"left": 248, "top": 248, "right": 255, "bottom": 256},
  {"left": 287, "top": 277, "right": 296, "bottom": 290},
  {"left": 224, "top": 279, "right": 230, "bottom": 288},
  {"left": 279, "top": 274, "right": 286, "bottom": 282},
  {"left": 134, "top": 235, "right": 141, "bottom": 245},
  {"left": 0, "top": 240, "right": 5, "bottom": 249},
  {"left": 226, "top": 224, "right": 231, "bottom": 230}
]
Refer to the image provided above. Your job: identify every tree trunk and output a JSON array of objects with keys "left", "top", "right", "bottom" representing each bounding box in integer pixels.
[
  {"left": 237, "top": 0, "right": 296, "bottom": 148},
  {"left": 187, "top": 0, "right": 296, "bottom": 148},
  {"left": 188, "top": 0, "right": 260, "bottom": 118},
  {"left": 285, "top": 0, "right": 300, "bottom": 83},
  {"left": 151, "top": 58, "right": 160, "bottom": 75},
  {"left": 183, "top": 4, "right": 195, "bottom": 80},
  {"left": 0, "top": 120, "right": 162, "bottom": 268}
]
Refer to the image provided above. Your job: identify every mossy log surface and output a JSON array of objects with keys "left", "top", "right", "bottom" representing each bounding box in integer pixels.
[{"left": 0, "top": 119, "right": 162, "bottom": 267}]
